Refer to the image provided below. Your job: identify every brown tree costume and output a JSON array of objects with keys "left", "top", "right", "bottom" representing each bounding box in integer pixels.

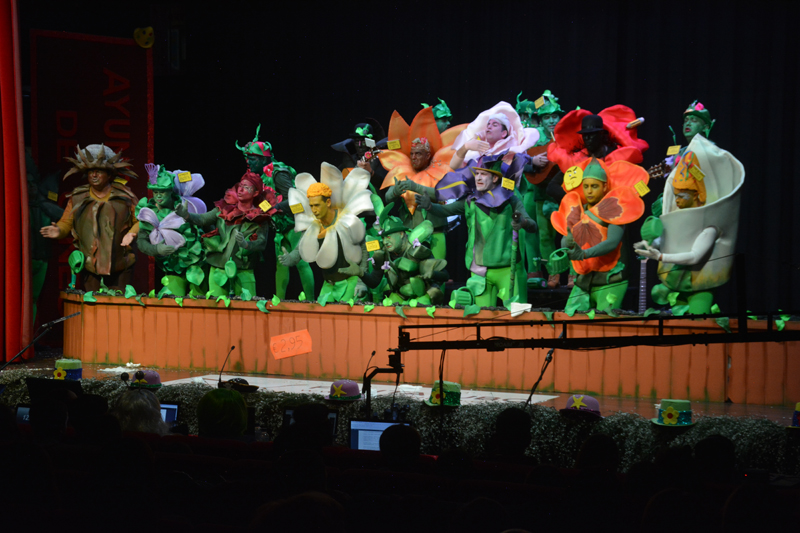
[{"left": 51, "top": 144, "right": 139, "bottom": 291}]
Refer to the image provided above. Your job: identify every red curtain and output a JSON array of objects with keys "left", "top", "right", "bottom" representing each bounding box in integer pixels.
[{"left": 0, "top": 0, "right": 32, "bottom": 362}]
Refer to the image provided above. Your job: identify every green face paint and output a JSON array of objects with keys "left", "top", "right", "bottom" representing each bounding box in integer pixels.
[
  {"left": 682, "top": 115, "right": 706, "bottom": 143},
  {"left": 382, "top": 232, "right": 406, "bottom": 253},
  {"left": 246, "top": 154, "right": 271, "bottom": 175},
  {"left": 435, "top": 118, "right": 451, "bottom": 133},
  {"left": 541, "top": 113, "right": 561, "bottom": 133},
  {"left": 153, "top": 189, "right": 173, "bottom": 208}
]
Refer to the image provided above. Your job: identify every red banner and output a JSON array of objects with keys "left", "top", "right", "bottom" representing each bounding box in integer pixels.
[{"left": 30, "top": 30, "right": 154, "bottom": 336}]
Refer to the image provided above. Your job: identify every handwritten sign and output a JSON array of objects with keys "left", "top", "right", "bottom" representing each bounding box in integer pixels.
[
  {"left": 501, "top": 178, "right": 515, "bottom": 191},
  {"left": 387, "top": 139, "right": 401, "bottom": 150},
  {"left": 688, "top": 165, "right": 705, "bottom": 181},
  {"left": 366, "top": 240, "right": 381, "bottom": 252},
  {"left": 564, "top": 166, "right": 583, "bottom": 191},
  {"left": 47, "top": 191, "right": 59, "bottom": 202},
  {"left": 534, "top": 96, "right": 545, "bottom": 109},
  {"left": 290, "top": 203, "right": 305, "bottom": 214},
  {"left": 270, "top": 329, "right": 312, "bottom": 360},
  {"left": 634, "top": 180, "right": 651, "bottom": 197},
  {"left": 259, "top": 200, "right": 272, "bottom": 212},
  {"left": 666, "top": 145, "right": 682, "bottom": 156},
  {"left": 177, "top": 171, "right": 192, "bottom": 183}
]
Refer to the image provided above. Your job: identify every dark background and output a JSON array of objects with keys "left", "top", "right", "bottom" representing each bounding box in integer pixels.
[{"left": 18, "top": 0, "right": 800, "bottom": 313}]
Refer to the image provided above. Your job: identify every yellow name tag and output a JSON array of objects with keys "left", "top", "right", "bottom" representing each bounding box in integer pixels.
[
  {"left": 47, "top": 191, "right": 59, "bottom": 201},
  {"left": 366, "top": 240, "right": 381, "bottom": 252},
  {"left": 688, "top": 165, "right": 705, "bottom": 181},
  {"left": 387, "top": 139, "right": 401, "bottom": 150},
  {"left": 502, "top": 178, "right": 515, "bottom": 191},
  {"left": 666, "top": 145, "right": 682, "bottom": 156},
  {"left": 534, "top": 96, "right": 545, "bottom": 109},
  {"left": 177, "top": 171, "right": 192, "bottom": 183},
  {"left": 563, "top": 166, "right": 583, "bottom": 191},
  {"left": 259, "top": 200, "right": 272, "bottom": 212},
  {"left": 634, "top": 180, "right": 650, "bottom": 197},
  {"left": 289, "top": 203, "right": 305, "bottom": 214}
]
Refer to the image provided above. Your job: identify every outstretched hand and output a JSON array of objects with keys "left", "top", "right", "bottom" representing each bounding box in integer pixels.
[
  {"left": 634, "top": 240, "right": 661, "bottom": 261},
  {"left": 464, "top": 139, "right": 490, "bottom": 154},
  {"left": 338, "top": 260, "right": 363, "bottom": 277},
  {"left": 414, "top": 193, "right": 432, "bottom": 210},
  {"left": 121, "top": 232, "right": 136, "bottom": 247},
  {"left": 175, "top": 201, "right": 189, "bottom": 220},
  {"left": 278, "top": 246, "right": 299, "bottom": 267},
  {"left": 235, "top": 231, "right": 249, "bottom": 249},
  {"left": 40, "top": 223, "right": 60, "bottom": 239}
]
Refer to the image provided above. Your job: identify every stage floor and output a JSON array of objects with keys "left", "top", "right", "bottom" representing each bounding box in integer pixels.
[{"left": 13, "top": 354, "right": 796, "bottom": 425}]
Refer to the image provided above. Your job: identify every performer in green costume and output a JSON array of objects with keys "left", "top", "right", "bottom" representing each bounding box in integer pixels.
[
  {"left": 421, "top": 98, "right": 453, "bottom": 133},
  {"left": 515, "top": 92, "right": 539, "bottom": 129},
  {"left": 177, "top": 171, "right": 277, "bottom": 297},
  {"left": 135, "top": 164, "right": 207, "bottom": 297},
  {"left": 416, "top": 156, "right": 536, "bottom": 307},
  {"left": 236, "top": 125, "right": 314, "bottom": 300},
  {"left": 365, "top": 205, "right": 448, "bottom": 305},
  {"left": 525, "top": 90, "right": 564, "bottom": 288}
]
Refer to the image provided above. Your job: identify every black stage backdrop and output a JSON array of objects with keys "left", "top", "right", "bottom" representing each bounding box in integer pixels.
[{"left": 18, "top": 0, "right": 800, "bottom": 312}]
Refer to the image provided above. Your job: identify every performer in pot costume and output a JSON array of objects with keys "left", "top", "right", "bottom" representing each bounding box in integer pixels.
[{"left": 634, "top": 133, "right": 744, "bottom": 315}]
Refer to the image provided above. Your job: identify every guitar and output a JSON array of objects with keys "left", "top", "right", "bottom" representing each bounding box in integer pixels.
[
  {"left": 524, "top": 144, "right": 559, "bottom": 185},
  {"left": 639, "top": 258, "right": 648, "bottom": 314},
  {"left": 647, "top": 160, "right": 671, "bottom": 180}
]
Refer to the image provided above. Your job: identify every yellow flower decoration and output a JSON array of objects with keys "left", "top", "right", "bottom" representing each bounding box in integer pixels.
[
  {"left": 430, "top": 391, "right": 442, "bottom": 405},
  {"left": 661, "top": 406, "right": 679, "bottom": 425},
  {"left": 54, "top": 368, "right": 66, "bottom": 380}
]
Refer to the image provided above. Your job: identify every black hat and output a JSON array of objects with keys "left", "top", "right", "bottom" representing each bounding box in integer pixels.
[{"left": 577, "top": 114, "right": 605, "bottom": 134}]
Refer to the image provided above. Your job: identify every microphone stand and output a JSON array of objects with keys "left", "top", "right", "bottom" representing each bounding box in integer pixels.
[
  {"left": 0, "top": 312, "right": 81, "bottom": 372},
  {"left": 525, "top": 330, "right": 565, "bottom": 406}
]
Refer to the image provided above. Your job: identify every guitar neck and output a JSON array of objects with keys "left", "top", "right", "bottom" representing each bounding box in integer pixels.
[{"left": 638, "top": 259, "right": 648, "bottom": 314}]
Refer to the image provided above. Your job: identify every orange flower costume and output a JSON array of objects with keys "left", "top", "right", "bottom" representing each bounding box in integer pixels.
[
  {"left": 377, "top": 106, "right": 466, "bottom": 214},
  {"left": 547, "top": 105, "right": 649, "bottom": 173},
  {"left": 551, "top": 158, "right": 648, "bottom": 274}
]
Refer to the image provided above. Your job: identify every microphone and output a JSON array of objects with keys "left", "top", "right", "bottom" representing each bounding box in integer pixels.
[
  {"left": 218, "top": 346, "right": 236, "bottom": 387},
  {"left": 41, "top": 312, "right": 81, "bottom": 329},
  {"left": 217, "top": 346, "right": 258, "bottom": 394}
]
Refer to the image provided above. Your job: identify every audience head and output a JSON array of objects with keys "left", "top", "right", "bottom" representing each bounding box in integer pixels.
[
  {"left": 196, "top": 388, "right": 247, "bottom": 439},
  {"left": 379, "top": 424, "right": 421, "bottom": 469},
  {"left": 112, "top": 389, "right": 170, "bottom": 435}
]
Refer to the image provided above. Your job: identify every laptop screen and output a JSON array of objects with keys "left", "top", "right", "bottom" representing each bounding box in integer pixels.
[
  {"left": 283, "top": 408, "right": 339, "bottom": 437},
  {"left": 160, "top": 402, "right": 179, "bottom": 425},
  {"left": 349, "top": 420, "right": 410, "bottom": 451}
]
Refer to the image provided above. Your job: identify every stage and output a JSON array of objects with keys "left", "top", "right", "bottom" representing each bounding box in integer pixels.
[{"left": 60, "top": 292, "right": 800, "bottom": 407}]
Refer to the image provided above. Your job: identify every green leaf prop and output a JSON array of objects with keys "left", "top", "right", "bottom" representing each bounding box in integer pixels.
[
  {"left": 318, "top": 292, "right": 330, "bottom": 307},
  {"left": 240, "top": 288, "right": 253, "bottom": 301},
  {"left": 272, "top": 295, "right": 281, "bottom": 306},
  {"left": 643, "top": 308, "right": 660, "bottom": 317},
  {"left": 543, "top": 311, "right": 554, "bottom": 322},
  {"left": 157, "top": 286, "right": 171, "bottom": 300},
  {"left": 363, "top": 304, "right": 375, "bottom": 313},
  {"left": 135, "top": 295, "right": 145, "bottom": 307},
  {"left": 382, "top": 297, "right": 393, "bottom": 307},
  {"left": 606, "top": 307, "right": 619, "bottom": 318},
  {"left": 710, "top": 304, "right": 721, "bottom": 315},
  {"left": 148, "top": 289, "right": 155, "bottom": 298},
  {"left": 347, "top": 299, "right": 355, "bottom": 308},
  {"left": 161, "top": 276, "right": 171, "bottom": 288},
  {"left": 299, "top": 291, "right": 307, "bottom": 301},
  {"left": 224, "top": 259, "right": 237, "bottom": 279},
  {"left": 256, "top": 300, "right": 270, "bottom": 313},
  {"left": 83, "top": 291, "right": 96, "bottom": 303},
  {"left": 667, "top": 292, "right": 679, "bottom": 307},
  {"left": 449, "top": 299, "right": 457, "bottom": 309},
  {"left": 99, "top": 277, "right": 109, "bottom": 294},
  {"left": 216, "top": 295, "right": 231, "bottom": 308},
  {"left": 463, "top": 304, "right": 481, "bottom": 317},
  {"left": 586, "top": 309, "right": 596, "bottom": 320},
  {"left": 672, "top": 305, "right": 689, "bottom": 317},
  {"left": 124, "top": 285, "right": 137, "bottom": 299},
  {"left": 186, "top": 265, "right": 205, "bottom": 286},
  {"left": 175, "top": 297, "right": 184, "bottom": 307},
  {"left": 395, "top": 306, "right": 407, "bottom": 319},
  {"left": 776, "top": 310, "right": 791, "bottom": 332},
  {"left": 715, "top": 316, "right": 731, "bottom": 333},
  {"left": 211, "top": 269, "right": 229, "bottom": 289},
  {"left": 409, "top": 299, "right": 418, "bottom": 308},
  {"left": 68, "top": 250, "right": 85, "bottom": 274},
  {"left": 747, "top": 310, "right": 757, "bottom": 321},
  {"left": 426, "top": 306, "right": 436, "bottom": 318}
]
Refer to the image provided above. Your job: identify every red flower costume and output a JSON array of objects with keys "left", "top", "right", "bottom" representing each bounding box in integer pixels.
[{"left": 547, "top": 105, "right": 649, "bottom": 174}]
